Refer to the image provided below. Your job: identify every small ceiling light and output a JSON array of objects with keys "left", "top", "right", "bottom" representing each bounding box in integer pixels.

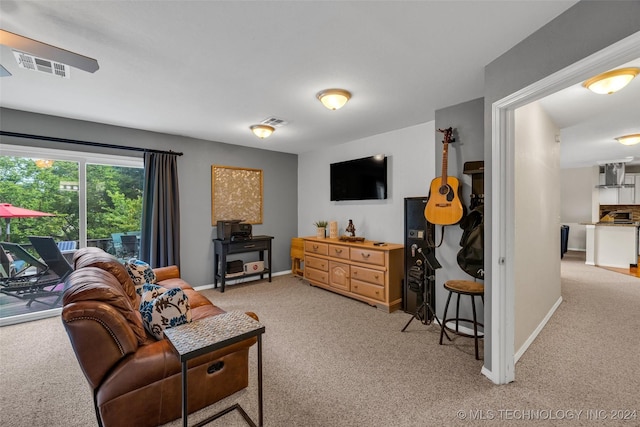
[
  {"left": 317, "top": 89, "right": 351, "bottom": 110},
  {"left": 250, "top": 124, "right": 275, "bottom": 139},
  {"left": 616, "top": 134, "right": 640, "bottom": 146},
  {"left": 583, "top": 67, "right": 639, "bottom": 94}
]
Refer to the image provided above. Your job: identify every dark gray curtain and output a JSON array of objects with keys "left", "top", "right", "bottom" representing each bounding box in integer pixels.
[{"left": 140, "top": 152, "right": 180, "bottom": 268}]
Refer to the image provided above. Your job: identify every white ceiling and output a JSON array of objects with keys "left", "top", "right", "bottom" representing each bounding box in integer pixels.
[{"left": 3, "top": 1, "right": 635, "bottom": 168}]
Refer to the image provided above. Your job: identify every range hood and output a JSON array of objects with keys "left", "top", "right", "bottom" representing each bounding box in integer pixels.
[{"left": 596, "top": 163, "right": 635, "bottom": 189}]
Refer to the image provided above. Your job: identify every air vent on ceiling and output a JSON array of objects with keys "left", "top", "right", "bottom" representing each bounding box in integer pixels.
[
  {"left": 12, "top": 50, "right": 70, "bottom": 78},
  {"left": 260, "top": 117, "right": 288, "bottom": 128}
]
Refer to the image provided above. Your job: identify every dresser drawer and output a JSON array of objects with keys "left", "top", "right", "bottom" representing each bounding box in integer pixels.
[
  {"left": 305, "top": 241, "right": 328, "bottom": 256},
  {"left": 305, "top": 267, "right": 329, "bottom": 285},
  {"left": 328, "top": 244, "right": 350, "bottom": 260},
  {"left": 351, "top": 279, "right": 385, "bottom": 302},
  {"left": 350, "top": 265, "right": 384, "bottom": 286},
  {"left": 350, "top": 248, "right": 385, "bottom": 266},
  {"left": 306, "top": 256, "right": 329, "bottom": 271}
]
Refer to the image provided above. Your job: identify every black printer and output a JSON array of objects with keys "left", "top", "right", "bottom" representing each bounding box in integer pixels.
[{"left": 216, "top": 220, "right": 252, "bottom": 241}]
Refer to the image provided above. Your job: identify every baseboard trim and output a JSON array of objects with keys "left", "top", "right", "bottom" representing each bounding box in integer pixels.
[
  {"left": 481, "top": 365, "right": 494, "bottom": 382},
  {"left": 195, "top": 270, "right": 290, "bottom": 291},
  {"left": 0, "top": 307, "right": 62, "bottom": 327},
  {"left": 514, "top": 295, "right": 563, "bottom": 363}
]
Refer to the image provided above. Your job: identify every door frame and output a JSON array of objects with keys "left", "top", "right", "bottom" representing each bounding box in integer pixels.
[{"left": 489, "top": 31, "right": 640, "bottom": 385}]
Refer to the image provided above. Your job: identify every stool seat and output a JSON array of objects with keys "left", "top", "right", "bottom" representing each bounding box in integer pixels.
[
  {"left": 440, "top": 279, "right": 485, "bottom": 360},
  {"left": 444, "top": 280, "right": 484, "bottom": 295}
]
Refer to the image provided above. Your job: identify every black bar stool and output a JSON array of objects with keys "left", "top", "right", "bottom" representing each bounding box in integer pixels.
[{"left": 439, "top": 279, "right": 484, "bottom": 359}]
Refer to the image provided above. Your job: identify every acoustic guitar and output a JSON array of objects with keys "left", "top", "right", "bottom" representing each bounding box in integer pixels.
[{"left": 424, "top": 127, "right": 464, "bottom": 225}]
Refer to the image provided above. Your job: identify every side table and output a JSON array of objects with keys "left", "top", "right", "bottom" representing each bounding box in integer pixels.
[
  {"left": 164, "top": 311, "right": 266, "bottom": 427},
  {"left": 213, "top": 235, "right": 274, "bottom": 292}
]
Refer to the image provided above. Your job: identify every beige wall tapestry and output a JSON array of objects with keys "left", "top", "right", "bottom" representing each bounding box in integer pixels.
[{"left": 211, "top": 165, "right": 263, "bottom": 225}]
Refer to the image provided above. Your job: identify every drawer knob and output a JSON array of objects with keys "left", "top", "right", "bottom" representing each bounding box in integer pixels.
[
  {"left": 353, "top": 271, "right": 358, "bottom": 275},
  {"left": 361, "top": 253, "right": 370, "bottom": 258},
  {"left": 374, "top": 275, "right": 379, "bottom": 279},
  {"left": 313, "top": 245, "right": 318, "bottom": 250},
  {"left": 335, "top": 248, "right": 343, "bottom": 254}
]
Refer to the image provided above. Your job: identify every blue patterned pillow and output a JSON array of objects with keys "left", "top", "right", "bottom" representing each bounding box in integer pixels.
[
  {"left": 139, "top": 284, "right": 191, "bottom": 340},
  {"left": 125, "top": 259, "right": 157, "bottom": 295}
]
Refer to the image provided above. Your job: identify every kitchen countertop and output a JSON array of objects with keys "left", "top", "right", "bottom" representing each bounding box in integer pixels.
[{"left": 580, "top": 222, "right": 639, "bottom": 227}]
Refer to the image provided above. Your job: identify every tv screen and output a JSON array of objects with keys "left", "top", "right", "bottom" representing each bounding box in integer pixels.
[{"left": 330, "top": 155, "right": 387, "bottom": 201}]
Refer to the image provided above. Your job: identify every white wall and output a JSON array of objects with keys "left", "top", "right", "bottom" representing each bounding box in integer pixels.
[
  {"left": 298, "top": 122, "right": 435, "bottom": 244},
  {"left": 514, "top": 101, "right": 562, "bottom": 355},
  {"left": 560, "top": 166, "right": 596, "bottom": 251}
]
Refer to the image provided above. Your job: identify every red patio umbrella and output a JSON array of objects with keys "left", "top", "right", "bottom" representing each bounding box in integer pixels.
[{"left": 0, "top": 203, "right": 55, "bottom": 242}]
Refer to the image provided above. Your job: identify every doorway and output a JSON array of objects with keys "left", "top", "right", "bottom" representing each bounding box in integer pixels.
[{"left": 489, "top": 31, "right": 640, "bottom": 385}]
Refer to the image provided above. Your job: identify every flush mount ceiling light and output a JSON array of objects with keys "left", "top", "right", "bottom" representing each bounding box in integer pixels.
[
  {"left": 250, "top": 124, "right": 275, "bottom": 139},
  {"left": 583, "top": 67, "right": 640, "bottom": 94},
  {"left": 616, "top": 134, "right": 640, "bottom": 146},
  {"left": 316, "top": 89, "right": 351, "bottom": 110}
]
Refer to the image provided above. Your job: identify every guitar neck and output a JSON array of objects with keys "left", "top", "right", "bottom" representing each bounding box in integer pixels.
[{"left": 441, "top": 142, "right": 449, "bottom": 183}]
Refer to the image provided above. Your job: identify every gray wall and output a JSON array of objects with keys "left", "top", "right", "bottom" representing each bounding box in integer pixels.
[
  {"left": 433, "top": 98, "right": 484, "bottom": 321},
  {"left": 0, "top": 107, "right": 298, "bottom": 287},
  {"left": 483, "top": 0, "right": 640, "bottom": 373}
]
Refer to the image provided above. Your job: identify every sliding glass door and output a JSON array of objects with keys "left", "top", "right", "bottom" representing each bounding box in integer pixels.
[{"left": 0, "top": 144, "right": 143, "bottom": 325}]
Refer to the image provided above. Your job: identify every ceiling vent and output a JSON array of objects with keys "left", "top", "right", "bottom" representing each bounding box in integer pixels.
[
  {"left": 260, "top": 117, "right": 288, "bottom": 128},
  {"left": 12, "top": 50, "right": 70, "bottom": 78}
]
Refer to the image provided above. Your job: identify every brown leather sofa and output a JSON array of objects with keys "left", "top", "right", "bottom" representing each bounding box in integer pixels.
[{"left": 61, "top": 247, "right": 257, "bottom": 427}]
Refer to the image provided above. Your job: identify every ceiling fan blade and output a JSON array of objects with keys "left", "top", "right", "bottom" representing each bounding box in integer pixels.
[
  {"left": 0, "top": 29, "right": 99, "bottom": 73},
  {"left": 0, "top": 63, "right": 11, "bottom": 77}
]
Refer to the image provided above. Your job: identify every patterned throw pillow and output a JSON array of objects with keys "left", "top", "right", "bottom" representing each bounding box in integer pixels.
[
  {"left": 125, "top": 259, "right": 157, "bottom": 295},
  {"left": 139, "top": 284, "right": 191, "bottom": 340}
]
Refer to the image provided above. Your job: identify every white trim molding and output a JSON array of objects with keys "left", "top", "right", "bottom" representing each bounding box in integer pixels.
[
  {"left": 514, "top": 296, "right": 563, "bottom": 363},
  {"left": 489, "top": 31, "right": 640, "bottom": 385}
]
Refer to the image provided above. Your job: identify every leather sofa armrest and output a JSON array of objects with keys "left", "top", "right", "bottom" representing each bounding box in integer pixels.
[
  {"left": 62, "top": 301, "right": 139, "bottom": 390},
  {"left": 153, "top": 265, "right": 180, "bottom": 282}
]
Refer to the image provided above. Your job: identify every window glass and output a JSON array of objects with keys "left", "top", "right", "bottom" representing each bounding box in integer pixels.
[{"left": 0, "top": 147, "right": 143, "bottom": 323}]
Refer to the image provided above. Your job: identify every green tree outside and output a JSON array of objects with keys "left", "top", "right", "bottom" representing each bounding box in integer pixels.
[{"left": 0, "top": 156, "right": 143, "bottom": 245}]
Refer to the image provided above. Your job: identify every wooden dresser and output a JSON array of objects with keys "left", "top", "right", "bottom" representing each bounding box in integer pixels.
[{"left": 302, "top": 237, "right": 404, "bottom": 312}]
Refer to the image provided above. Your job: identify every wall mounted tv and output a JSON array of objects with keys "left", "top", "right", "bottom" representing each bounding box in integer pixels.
[{"left": 330, "top": 155, "right": 388, "bottom": 201}]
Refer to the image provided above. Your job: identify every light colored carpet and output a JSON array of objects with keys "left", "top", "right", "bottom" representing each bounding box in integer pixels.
[{"left": 0, "top": 252, "right": 638, "bottom": 426}]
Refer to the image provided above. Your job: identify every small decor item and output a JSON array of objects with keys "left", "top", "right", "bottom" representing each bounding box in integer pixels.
[
  {"left": 339, "top": 235, "right": 365, "bottom": 242},
  {"left": 139, "top": 284, "right": 191, "bottom": 340},
  {"left": 329, "top": 221, "right": 338, "bottom": 239},
  {"left": 346, "top": 219, "right": 356, "bottom": 237},
  {"left": 314, "top": 220, "right": 328, "bottom": 239}
]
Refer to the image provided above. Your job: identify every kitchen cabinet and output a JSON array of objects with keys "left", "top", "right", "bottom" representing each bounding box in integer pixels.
[
  {"left": 599, "top": 173, "right": 636, "bottom": 204},
  {"left": 618, "top": 174, "right": 635, "bottom": 204},
  {"left": 593, "top": 224, "right": 638, "bottom": 268}
]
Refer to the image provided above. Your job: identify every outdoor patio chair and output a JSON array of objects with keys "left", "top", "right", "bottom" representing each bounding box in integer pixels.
[
  {"left": 120, "top": 234, "right": 138, "bottom": 259},
  {"left": 28, "top": 236, "right": 74, "bottom": 285},
  {"left": 57, "top": 240, "right": 77, "bottom": 263},
  {"left": 0, "top": 242, "right": 65, "bottom": 308}
]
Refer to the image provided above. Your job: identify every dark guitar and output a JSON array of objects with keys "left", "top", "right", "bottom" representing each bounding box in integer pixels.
[{"left": 424, "top": 127, "right": 464, "bottom": 225}]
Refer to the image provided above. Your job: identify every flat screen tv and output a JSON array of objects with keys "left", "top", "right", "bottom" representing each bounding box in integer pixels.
[{"left": 330, "top": 155, "right": 387, "bottom": 201}]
